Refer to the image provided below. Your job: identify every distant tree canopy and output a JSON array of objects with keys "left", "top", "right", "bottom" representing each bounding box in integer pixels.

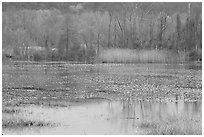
[{"left": 2, "top": 2, "right": 202, "bottom": 62}]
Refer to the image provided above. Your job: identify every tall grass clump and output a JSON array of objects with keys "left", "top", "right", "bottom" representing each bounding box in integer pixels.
[
  {"left": 138, "top": 114, "right": 201, "bottom": 135},
  {"left": 99, "top": 48, "right": 186, "bottom": 64}
]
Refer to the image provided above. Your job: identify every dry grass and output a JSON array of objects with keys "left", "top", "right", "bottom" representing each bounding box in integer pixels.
[
  {"left": 2, "top": 106, "right": 57, "bottom": 129},
  {"left": 2, "top": 118, "right": 54, "bottom": 128},
  {"left": 138, "top": 114, "right": 202, "bottom": 135},
  {"left": 99, "top": 48, "right": 186, "bottom": 64}
]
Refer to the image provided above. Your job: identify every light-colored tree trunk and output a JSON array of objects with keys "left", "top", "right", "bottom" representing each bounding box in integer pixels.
[
  {"left": 116, "top": 17, "right": 123, "bottom": 48},
  {"left": 84, "top": 41, "right": 88, "bottom": 64},
  {"left": 114, "top": 21, "right": 117, "bottom": 47},
  {"left": 108, "top": 12, "right": 112, "bottom": 47},
  {"left": 97, "top": 33, "right": 100, "bottom": 63},
  {"left": 66, "top": 27, "right": 69, "bottom": 60}
]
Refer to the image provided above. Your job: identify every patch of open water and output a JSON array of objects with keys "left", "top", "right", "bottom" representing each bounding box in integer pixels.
[{"left": 3, "top": 99, "right": 201, "bottom": 135}]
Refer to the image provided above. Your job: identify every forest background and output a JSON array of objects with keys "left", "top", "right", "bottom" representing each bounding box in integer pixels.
[{"left": 2, "top": 2, "right": 202, "bottom": 63}]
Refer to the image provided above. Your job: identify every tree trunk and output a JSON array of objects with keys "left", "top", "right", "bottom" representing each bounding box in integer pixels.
[
  {"left": 66, "top": 27, "right": 69, "bottom": 60},
  {"left": 108, "top": 12, "right": 112, "bottom": 47},
  {"left": 97, "top": 33, "right": 100, "bottom": 63},
  {"left": 129, "top": 12, "right": 133, "bottom": 48},
  {"left": 149, "top": 20, "right": 154, "bottom": 49},
  {"left": 114, "top": 21, "right": 117, "bottom": 47},
  {"left": 116, "top": 17, "right": 123, "bottom": 48},
  {"left": 132, "top": 15, "right": 137, "bottom": 48},
  {"left": 44, "top": 35, "right": 49, "bottom": 61},
  {"left": 123, "top": 11, "right": 126, "bottom": 48},
  {"left": 84, "top": 41, "right": 88, "bottom": 64}
]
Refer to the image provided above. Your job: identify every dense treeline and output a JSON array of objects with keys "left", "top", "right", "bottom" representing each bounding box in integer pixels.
[{"left": 2, "top": 2, "right": 202, "bottom": 63}]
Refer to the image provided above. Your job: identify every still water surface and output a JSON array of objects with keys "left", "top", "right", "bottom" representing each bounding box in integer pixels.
[{"left": 4, "top": 99, "right": 201, "bottom": 135}]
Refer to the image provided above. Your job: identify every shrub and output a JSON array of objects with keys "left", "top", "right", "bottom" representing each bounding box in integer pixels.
[
  {"left": 188, "top": 50, "right": 202, "bottom": 61},
  {"left": 32, "top": 52, "right": 45, "bottom": 61}
]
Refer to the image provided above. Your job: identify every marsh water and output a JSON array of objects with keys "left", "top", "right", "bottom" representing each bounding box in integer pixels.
[
  {"left": 3, "top": 99, "right": 202, "bottom": 135},
  {"left": 2, "top": 62, "right": 202, "bottom": 134}
]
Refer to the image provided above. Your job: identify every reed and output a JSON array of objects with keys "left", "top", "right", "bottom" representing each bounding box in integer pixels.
[{"left": 99, "top": 48, "right": 186, "bottom": 64}]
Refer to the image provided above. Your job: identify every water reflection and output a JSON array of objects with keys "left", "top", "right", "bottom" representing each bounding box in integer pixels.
[
  {"left": 3, "top": 99, "right": 201, "bottom": 135},
  {"left": 107, "top": 99, "right": 201, "bottom": 134}
]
